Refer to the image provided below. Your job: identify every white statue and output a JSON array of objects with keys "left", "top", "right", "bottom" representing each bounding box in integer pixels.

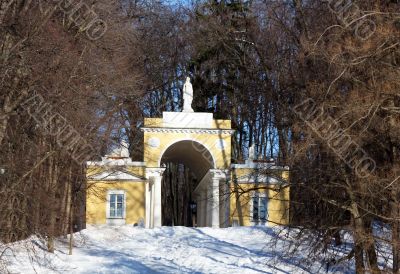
[
  {"left": 182, "top": 77, "right": 194, "bottom": 112},
  {"left": 249, "top": 144, "right": 256, "bottom": 161}
]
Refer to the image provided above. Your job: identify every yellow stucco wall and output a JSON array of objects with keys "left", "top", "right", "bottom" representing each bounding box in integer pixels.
[
  {"left": 230, "top": 183, "right": 290, "bottom": 226},
  {"left": 231, "top": 167, "right": 289, "bottom": 181},
  {"left": 143, "top": 131, "right": 232, "bottom": 169},
  {"left": 229, "top": 168, "right": 290, "bottom": 226},
  {"left": 86, "top": 166, "right": 146, "bottom": 178},
  {"left": 86, "top": 181, "right": 146, "bottom": 224},
  {"left": 86, "top": 163, "right": 147, "bottom": 225}
]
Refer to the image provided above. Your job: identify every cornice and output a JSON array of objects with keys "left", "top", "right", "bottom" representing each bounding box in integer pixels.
[
  {"left": 145, "top": 167, "right": 166, "bottom": 177},
  {"left": 141, "top": 127, "right": 235, "bottom": 135}
]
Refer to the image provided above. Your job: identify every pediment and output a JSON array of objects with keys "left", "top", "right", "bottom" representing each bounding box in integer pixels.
[
  {"left": 236, "top": 173, "right": 284, "bottom": 184},
  {"left": 88, "top": 169, "right": 145, "bottom": 181}
]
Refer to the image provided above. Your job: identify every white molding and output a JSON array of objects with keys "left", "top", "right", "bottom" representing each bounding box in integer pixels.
[
  {"left": 209, "top": 169, "right": 228, "bottom": 179},
  {"left": 145, "top": 167, "right": 166, "bottom": 178},
  {"left": 141, "top": 127, "right": 234, "bottom": 135},
  {"left": 88, "top": 170, "right": 145, "bottom": 181},
  {"left": 87, "top": 158, "right": 146, "bottom": 167},
  {"left": 235, "top": 174, "right": 283, "bottom": 184},
  {"left": 106, "top": 218, "right": 126, "bottom": 225},
  {"left": 231, "top": 162, "right": 289, "bottom": 170}
]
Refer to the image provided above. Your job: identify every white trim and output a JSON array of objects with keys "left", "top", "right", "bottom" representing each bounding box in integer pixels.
[
  {"left": 157, "top": 138, "right": 217, "bottom": 168},
  {"left": 236, "top": 174, "right": 282, "bottom": 184},
  {"left": 141, "top": 127, "right": 234, "bottom": 135},
  {"left": 106, "top": 190, "right": 126, "bottom": 225},
  {"left": 88, "top": 170, "right": 145, "bottom": 181},
  {"left": 106, "top": 218, "right": 126, "bottom": 225},
  {"left": 87, "top": 159, "right": 146, "bottom": 166},
  {"left": 145, "top": 167, "right": 166, "bottom": 178},
  {"left": 231, "top": 162, "right": 289, "bottom": 170}
]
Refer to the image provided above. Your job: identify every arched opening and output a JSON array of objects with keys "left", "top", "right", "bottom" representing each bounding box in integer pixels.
[{"left": 160, "top": 140, "right": 214, "bottom": 226}]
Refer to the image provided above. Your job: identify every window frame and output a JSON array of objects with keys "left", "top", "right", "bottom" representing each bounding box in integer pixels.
[
  {"left": 250, "top": 192, "right": 268, "bottom": 225},
  {"left": 106, "top": 190, "right": 126, "bottom": 220}
]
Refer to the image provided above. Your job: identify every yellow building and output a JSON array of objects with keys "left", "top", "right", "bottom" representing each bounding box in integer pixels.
[
  {"left": 86, "top": 153, "right": 147, "bottom": 225},
  {"left": 86, "top": 79, "right": 289, "bottom": 228},
  {"left": 229, "top": 163, "right": 290, "bottom": 227}
]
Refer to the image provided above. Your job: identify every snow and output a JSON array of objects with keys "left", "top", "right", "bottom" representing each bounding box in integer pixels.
[{"left": 2, "top": 225, "right": 354, "bottom": 274}]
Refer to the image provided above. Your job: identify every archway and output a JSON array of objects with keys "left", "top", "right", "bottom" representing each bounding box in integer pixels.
[
  {"left": 142, "top": 111, "right": 233, "bottom": 228},
  {"left": 160, "top": 140, "right": 215, "bottom": 226}
]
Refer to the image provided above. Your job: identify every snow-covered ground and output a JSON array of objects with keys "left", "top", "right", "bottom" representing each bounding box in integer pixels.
[{"left": 2, "top": 225, "right": 354, "bottom": 274}]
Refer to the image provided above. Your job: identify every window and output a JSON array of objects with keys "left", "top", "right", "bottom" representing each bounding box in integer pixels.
[
  {"left": 109, "top": 193, "right": 124, "bottom": 218},
  {"left": 251, "top": 193, "right": 268, "bottom": 224},
  {"left": 107, "top": 190, "right": 126, "bottom": 220}
]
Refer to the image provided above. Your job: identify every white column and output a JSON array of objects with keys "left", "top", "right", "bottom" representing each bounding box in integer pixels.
[
  {"left": 209, "top": 169, "right": 228, "bottom": 228},
  {"left": 150, "top": 181, "right": 154, "bottom": 228},
  {"left": 145, "top": 167, "right": 165, "bottom": 228},
  {"left": 153, "top": 175, "right": 162, "bottom": 227},
  {"left": 210, "top": 177, "right": 220, "bottom": 228}
]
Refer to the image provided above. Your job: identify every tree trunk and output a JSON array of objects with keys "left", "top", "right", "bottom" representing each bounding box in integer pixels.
[
  {"left": 61, "top": 166, "right": 72, "bottom": 235},
  {"left": 0, "top": 114, "right": 9, "bottom": 146},
  {"left": 277, "top": 127, "right": 288, "bottom": 164},
  {"left": 350, "top": 200, "right": 365, "bottom": 274},
  {"left": 364, "top": 218, "right": 380, "bottom": 274},
  {"left": 47, "top": 152, "right": 58, "bottom": 253},
  {"left": 68, "top": 197, "right": 74, "bottom": 255},
  {"left": 393, "top": 219, "right": 400, "bottom": 274},
  {"left": 0, "top": 0, "right": 14, "bottom": 25},
  {"left": 391, "top": 190, "right": 400, "bottom": 273}
]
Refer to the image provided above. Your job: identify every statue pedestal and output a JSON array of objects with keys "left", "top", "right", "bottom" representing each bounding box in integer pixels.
[{"left": 163, "top": 112, "right": 213, "bottom": 128}]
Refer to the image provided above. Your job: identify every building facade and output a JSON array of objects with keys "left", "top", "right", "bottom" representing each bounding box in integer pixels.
[{"left": 86, "top": 110, "right": 290, "bottom": 228}]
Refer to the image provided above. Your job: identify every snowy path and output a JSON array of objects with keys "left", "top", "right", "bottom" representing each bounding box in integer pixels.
[{"left": 3, "top": 225, "right": 350, "bottom": 274}]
